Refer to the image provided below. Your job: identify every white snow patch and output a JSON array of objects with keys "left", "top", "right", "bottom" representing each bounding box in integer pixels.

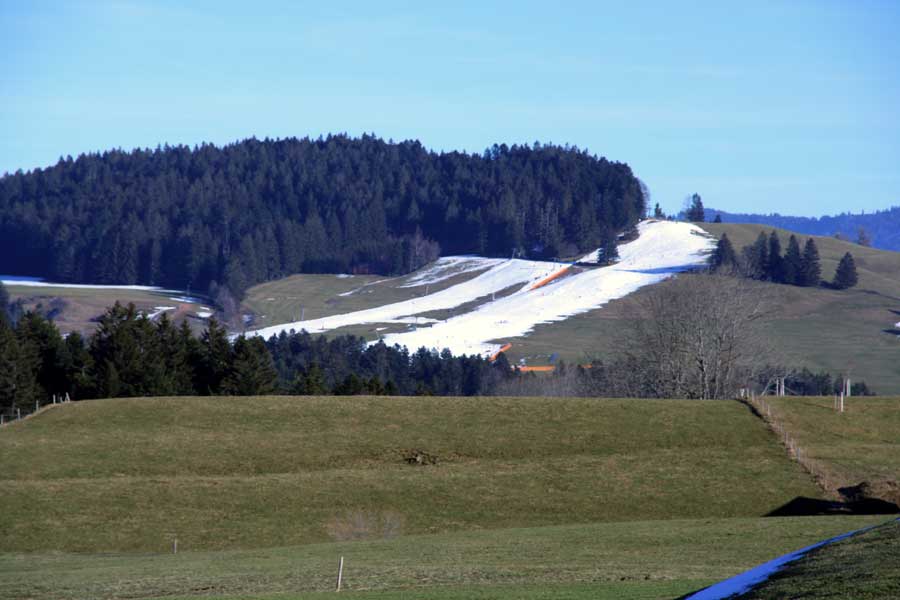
[
  {"left": 381, "top": 221, "right": 715, "bottom": 357},
  {"left": 197, "top": 311, "right": 214, "bottom": 319},
  {"left": 245, "top": 221, "right": 714, "bottom": 356},
  {"left": 385, "top": 317, "right": 439, "bottom": 325},
  {"left": 246, "top": 257, "right": 568, "bottom": 339},
  {"left": 168, "top": 295, "right": 203, "bottom": 304},
  {"left": 337, "top": 278, "right": 396, "bottom": 297},
  {"left": 336, "top": 274, "right": 353, "bottom": 279},
  {"left": 399, "top": 256, "right": 503, "bottom": 288},
  {"left": 146, "top": 306, "right": 175, "bottom": 319},
  {"left": 1, "top": 276, "right": 170, "bottom": 292}
]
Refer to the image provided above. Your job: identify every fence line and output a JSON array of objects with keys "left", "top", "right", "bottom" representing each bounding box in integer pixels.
[
  {"left": 0, "top": 394, "right": 70, "bottom": 429},
  {"left": 746, "top": 394, "right": 839, "bottom": 497}
]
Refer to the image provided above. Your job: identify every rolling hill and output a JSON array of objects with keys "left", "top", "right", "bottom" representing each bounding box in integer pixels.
[{"left": 1, "top": 395, "right": 895, "bottom": 599}]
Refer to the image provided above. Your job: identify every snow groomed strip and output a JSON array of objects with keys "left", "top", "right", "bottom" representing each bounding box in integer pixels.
[
  {"left": 246, "top": 220, "right": 715, "bottom": 357},
  {"left": 379, "top": 220, "right": 714, "bottom": 357}
]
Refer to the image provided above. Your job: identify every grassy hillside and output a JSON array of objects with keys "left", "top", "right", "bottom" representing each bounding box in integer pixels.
[
  {"left": 743, "top": 517, "right": 900, "bottom": 599},
  {"left": 0, "top": 395, "right": 821, "bottom": 553},
  {"left": 4, "top": 283, "right": 212, "bottom": 335},
  {"left": 242, "top": 263, "right": 494, "bottom": 332},
  {"left": 504, "top": 223, "right": 900, "bottom": 392},
  {"left": 1, "top": 515, "right": 889, "bottom": 600},
  {"left": 767, "top": 396, "right": 900, "bottom": 494}
]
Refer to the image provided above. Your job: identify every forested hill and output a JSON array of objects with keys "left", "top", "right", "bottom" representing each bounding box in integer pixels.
[
  {"left": 0, "top": 135, "right": 645, "bottom": 297},
  {"left": 708, "top": 206, "right": 900, "bottom": 251}
]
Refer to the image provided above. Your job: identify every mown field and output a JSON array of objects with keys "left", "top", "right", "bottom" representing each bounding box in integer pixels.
[
  {"left": 1, "top": 515, "right": 890, "bottom": 600},
  {"left": 0, "top": 396, "right": 821, "bottom": 553},
  {"left": 504, "top": 224, "right": 900, "bottom": 393}
]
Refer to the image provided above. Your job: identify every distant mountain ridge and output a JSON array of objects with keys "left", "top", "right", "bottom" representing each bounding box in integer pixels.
[{"left": 706, "top": 206, "right": 900, "bottom": 252}]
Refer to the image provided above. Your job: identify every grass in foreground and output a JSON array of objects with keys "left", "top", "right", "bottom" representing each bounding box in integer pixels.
[
  {"left": 743, "top": 517, "right": 900, "bottom": 599},
  {"left": 0, "top": 516, "right": 890, "bottom": 600},
  {"left": 0, "top": 396, "right": 821, "bottom": 552}
]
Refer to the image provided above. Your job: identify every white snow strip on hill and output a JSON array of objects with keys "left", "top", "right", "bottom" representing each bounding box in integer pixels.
[
  {"left": 246, "top": 257, "right": 569, "bottom": 339},
  {"left": 380, "top": 220, "right": 715, "bottom": 357},
  {"left": 0, "top": 276, "right": 173, "bottom": 292},
  {"left": 398, "top": 256, "right": 504, "bottom": 288}
]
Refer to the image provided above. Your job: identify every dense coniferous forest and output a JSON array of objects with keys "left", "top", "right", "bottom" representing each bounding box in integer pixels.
[{"left": 0, "top": 135, "right": 646, "bottom": 296}]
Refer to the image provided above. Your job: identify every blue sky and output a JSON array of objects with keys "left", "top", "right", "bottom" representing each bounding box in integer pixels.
[{"left": 2, "top": 0, "right": 898, "bottom": 216}]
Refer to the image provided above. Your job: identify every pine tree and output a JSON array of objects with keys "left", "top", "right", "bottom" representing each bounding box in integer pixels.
[
  {"left": 713, "top": 214, "right": 722, "bottom": 223},
  {"left": 199, "top": 318, "right": 233, "bottom": 394},
  {"left": 783, "top": 235, "right": 803, "bottom": 285},
  {"left": 596, "top": 228, "right": 619, "bottom": 265},
  {"left": 832, "top": 252, "right": 858, "bottom": 289},
  {"left": 0, "top": 281, "right": 9, "bottom": 325},
  {"left": 653, "top": 203, "right": 665, "bottom": 219},
  {"left": 222, "top": 336, "right": 277, "bottom": 395},
  {"left": 767, "top": 231, "right": 784, "bottom": 282},
  {"left": 799, "top": 238, "right": 822, "bottom": 287},
  {"left": 856, "top": 227, "right": 871, "bottom": 247},
  {"left": 686, "top": 193, "right": 705, "bottom": 222},
  {"left": 742, "top": 232, "right": 769, "bottom": 279},
  {"left": 710, "top": 234, "right": 738, "bottom": 271}
]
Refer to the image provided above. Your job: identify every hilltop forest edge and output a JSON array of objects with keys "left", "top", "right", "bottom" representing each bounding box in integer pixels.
[{"left": 0, "top": 135, "right": 645, "bottom": 299}]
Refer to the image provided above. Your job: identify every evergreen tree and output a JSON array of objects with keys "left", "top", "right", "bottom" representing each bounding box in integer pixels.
[
  {"left": 766, "top": 231, "right": 784, "bottom": 282},
  {"left": 799, "top": 238, "right": 822, "bottom": 287},
  {"left": 199, "top": 318, "right": 232, "bottom": 394},
  {"left": 596, "top": 228, "right": 619, "bottom": 265},
  {"left": 290, "top": 363, "right": 329, "bottom": 395},
  {"left": 856, "top": 227, "right": 871, "bottom": 247},
  {"left": 653, "top": 203, "right": 665, "bottom": 219},
  {"left": 686, "top": 193, "right": 705, "bottom": 222},
  {"left": 710, "top": 234, "right": 738, "bottom": 271},
  {"left": 0, "top": 318, "right": 41, "bottom": 412},
  {"left": 832, "top": 252, "right": 859, "bottom": 289},
  {"left": 16, "top": 312, "right": 69, "bottom": 398},
  {"left": 222, "top": 336, "right": 277, "bottom": 395},
  {"left": 713, "top": 214, "right": 722, "bottom": 223},
  {"left": 783, "top": 235, "right": 803, "bottom": 285},
  {"left": 0, "top": 281, "right": 9, "bottom": 325},
  {"left": 742, "top": 232, "right": 769, "bottom": 279}
]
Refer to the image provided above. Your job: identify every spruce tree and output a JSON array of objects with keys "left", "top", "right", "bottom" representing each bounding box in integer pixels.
[
  {"left": 596, "top": 228, "right": 619, "bottom": 265},
  {"left": 710, "top": 234, "right": 737, "bottom": 271},
  {"left": 686, "top": 193, "right": 705, "bottom": 222},
  {"left": 653, "top": 203, "right": 665, "bottom": 219},
  {"left": 0, "top": 281, "right": 9, "bottom": 325},
  {"left": 742, "top": 232, "right": 769, "bottom": 279},
  {"left": 799, "top": 238, "right": 822, "bottom": 287},
  {"left": 223, "top": 336, "right": 277, "bottom": 396},
  {"left": 199, "top": 318, "right": 233, "bottom": 394},
  {"left": 713, "top": 214, "right": 722, "bottom": 223},
  {"left": 767, "top": 231, "right": 784, "bottom": 282},
  {"left": 783, "top": 235, "right": 803, "bottom": 285},
  {"left": 832, "top": 252, "right": 859, "bottom": 289}
]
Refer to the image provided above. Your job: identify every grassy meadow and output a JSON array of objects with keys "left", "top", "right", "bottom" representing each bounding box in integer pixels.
[
  {"left": 0, "top": 515, "right": 890, "bottom": 600},
  {"left": 0, "top": 395, "right": 822, "bottom": 554}
]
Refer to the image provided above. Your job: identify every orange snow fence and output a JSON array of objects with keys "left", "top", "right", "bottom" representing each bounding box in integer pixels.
[
  {"left": 529, "top": 265, "right": 571, "bottom": 291},
  {"left": 488, "top": 343, "right": 512, "bottom": 362},
  {"left": 516, "top": 364, "right": 594, "bottom": 372}
]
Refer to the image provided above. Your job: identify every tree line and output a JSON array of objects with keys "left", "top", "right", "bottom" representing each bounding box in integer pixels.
[
  {"left": 710, "top": 230, "right": 858, "bottom": 289},
  {"left": 1, "top": 275, "right": 872, "bottom": 413},
  {"left": 0, "top": 135, "right": 646, "bottom": 297}
]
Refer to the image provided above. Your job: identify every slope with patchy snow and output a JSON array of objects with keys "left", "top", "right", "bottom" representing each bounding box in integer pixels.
[{"left": 246, "top": 220, "right": 715, "bottom": 356}]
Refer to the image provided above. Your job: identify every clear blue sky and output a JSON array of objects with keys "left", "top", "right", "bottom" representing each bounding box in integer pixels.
[{"left": 3, "top": 0, "right": 898, "bottom": 216}]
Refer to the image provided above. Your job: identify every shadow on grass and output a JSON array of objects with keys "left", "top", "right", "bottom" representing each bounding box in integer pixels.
[{"left": 766, "top": 495, "right": 899, "bottom": 517}]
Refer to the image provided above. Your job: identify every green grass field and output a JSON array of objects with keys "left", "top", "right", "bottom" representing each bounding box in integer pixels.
[
  {"left": 768, "top": 396, "right": 900, "bottom": 492},
  {"left": 1, "top": 515, "right": 890, "bottom": 600},
  {"left": 0, "top": 395, "right": 822, "bottom": 554}
]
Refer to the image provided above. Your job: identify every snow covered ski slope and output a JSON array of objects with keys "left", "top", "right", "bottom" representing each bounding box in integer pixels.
[{"left": 246, "top": 220, "right": 715, "bottom": 357}]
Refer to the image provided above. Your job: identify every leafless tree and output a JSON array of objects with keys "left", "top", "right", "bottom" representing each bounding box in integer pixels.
[{"left": 603, "top": 273, "right": 771, "bottom": 399}]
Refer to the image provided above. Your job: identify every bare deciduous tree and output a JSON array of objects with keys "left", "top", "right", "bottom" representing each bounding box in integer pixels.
[{"left": 614, "top": 273, "right": 769, "bottom": 399}]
